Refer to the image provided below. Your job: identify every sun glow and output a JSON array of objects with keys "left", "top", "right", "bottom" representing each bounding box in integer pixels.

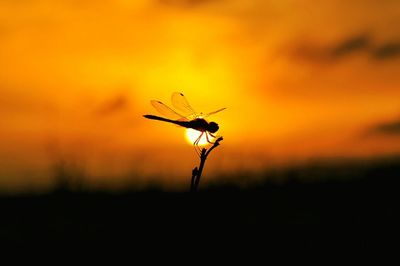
[{"left": 185, "top": 128, "right": 215, "bottom": 146}]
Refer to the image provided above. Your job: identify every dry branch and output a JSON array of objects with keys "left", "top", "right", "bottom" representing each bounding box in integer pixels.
[{"left": 190, "top": 137, "right": 223, "bottom": 192}]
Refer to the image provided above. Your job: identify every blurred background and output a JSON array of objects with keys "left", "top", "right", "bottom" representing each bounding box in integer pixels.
[
  {"left": 0, "top": 0, "right": 399, "bottom": 193},
  {"left": 1, "top": 1, "right": 400, "bottom": 250}
]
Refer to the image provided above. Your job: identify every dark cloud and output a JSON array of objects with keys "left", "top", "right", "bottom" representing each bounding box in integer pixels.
[
  {"left": 288, "top": 34, "right": 371, "bottom": 63},
  {"left": 157, "top": 0, "right": 218, "bottom": 8},
  {"left": 371, "top": 119, "right": 400, "bottom": 135},
  {"left": 288, "top": 34, "right": 400, "bottom": 63},
  {"left": 373, "top": 42, "right": 400, "bottom": 60},
  {"left": 95, "top": 94, "right": 129, "bottom": 116},
  {"left": 330, "top": 35, "right": 370, "bottom": 58}
]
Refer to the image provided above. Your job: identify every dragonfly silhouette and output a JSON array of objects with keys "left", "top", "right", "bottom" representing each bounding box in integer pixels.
[{"left": 143, "top": 92, "right": 226, "bottom": 152}]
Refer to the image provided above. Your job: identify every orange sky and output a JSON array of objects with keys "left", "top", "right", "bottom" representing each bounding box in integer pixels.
[{"left": 1, "top": 0, "right": 400, "bottom": 192}]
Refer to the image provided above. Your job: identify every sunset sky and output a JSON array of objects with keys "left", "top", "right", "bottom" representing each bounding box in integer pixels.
[{"left": 1, "top": 0, "right": 400, "bottom": 192}]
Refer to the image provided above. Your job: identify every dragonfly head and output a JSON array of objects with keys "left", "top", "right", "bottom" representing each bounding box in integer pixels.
[{"left": 208, "top": 122, "right": 219, "bottom": 133}]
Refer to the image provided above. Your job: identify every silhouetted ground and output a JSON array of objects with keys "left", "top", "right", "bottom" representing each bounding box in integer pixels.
[{"left": 1, "top": 157, "right": 399, "bottom": 253}]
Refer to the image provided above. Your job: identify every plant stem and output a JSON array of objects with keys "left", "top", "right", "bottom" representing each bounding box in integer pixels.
[{"left": 190, "top": 137, "right": 223, "bottom": 192}]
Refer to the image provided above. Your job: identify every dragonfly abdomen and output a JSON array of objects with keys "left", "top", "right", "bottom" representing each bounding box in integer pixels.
[
  {"left": 143, "top": 114, "right": 191, "bottom": 128},
  {"left": 143, "top": 114, "right": 176, "bottom": 124},
  {"left": 143, "top": 115, "right": 210, "bottom": 132}
]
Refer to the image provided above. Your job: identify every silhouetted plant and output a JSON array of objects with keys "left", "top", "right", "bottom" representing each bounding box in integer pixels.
[
  {"left": 191, "top": 137, "right": 223, "bottom": 192},
  {"left": 52, "top": 158, "right": 86, "bottom": 192}
]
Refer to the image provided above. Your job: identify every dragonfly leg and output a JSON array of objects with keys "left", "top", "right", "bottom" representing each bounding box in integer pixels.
[
  {"left": 193, "top": 142, "right": 201, "bottom": 157},
  {"left": 205, "top": 132, "right": 215, "bottom": 144},
  {"left": 193, "top": 131, "right": 202, "bottom": 146},
  {"left": 193, "top": 132, "right": 204, "bottom": 156}
]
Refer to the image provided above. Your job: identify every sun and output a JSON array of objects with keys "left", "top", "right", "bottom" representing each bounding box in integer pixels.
[{"left": 185, "top": 128, "right": 215, "bottom": 146}]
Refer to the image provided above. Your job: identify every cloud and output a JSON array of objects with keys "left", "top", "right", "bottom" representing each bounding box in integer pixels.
[
  {"left": 287, "top": 34, "right": 400, "bottom": 64},
  {"left": 330, "top": 35, "right": 370, "bottom": 58},
  {"left": 370, "top": 119, "right": 400, "bottom": 135},
  {"left": 373, "top": 42, "right": 400, "bottom": 60},
  {"left": 94, "top": 94, "right": 129, "bottom": 116},
  {"left": 156, "top": 0, "right": 218, "bottom": 8},
  {"left": 287, "top": 34, "right": 371, "bottom": 63}
]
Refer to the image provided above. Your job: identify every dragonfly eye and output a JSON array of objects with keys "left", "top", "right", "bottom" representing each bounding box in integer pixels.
[{"left": 208, "top": 122, "right": 219, "bottom": 133}]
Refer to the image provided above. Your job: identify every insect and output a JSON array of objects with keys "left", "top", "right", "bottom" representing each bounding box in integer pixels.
[{"left": 143, "top": 92, "right": 226, "bottom": 154}]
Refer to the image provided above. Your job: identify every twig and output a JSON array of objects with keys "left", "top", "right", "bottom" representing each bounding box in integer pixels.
[{"left": 190, "top": 137, "right": 223, "bottom": 192}]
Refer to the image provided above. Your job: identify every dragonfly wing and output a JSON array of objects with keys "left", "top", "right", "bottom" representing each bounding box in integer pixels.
[
  {"left": 203, "top": 107, "right": 226, "bottom": 118},
  {"left": 150, "top": 100, "right": 188, "bottom": 121},
  {"left": 171, "top": 92, "right": 197, "bottom": 118}
]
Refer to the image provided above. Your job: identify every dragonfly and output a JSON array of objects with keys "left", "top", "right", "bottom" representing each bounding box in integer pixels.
[{"left": 143, "top": 92, "right": 226, "bottom": 153}]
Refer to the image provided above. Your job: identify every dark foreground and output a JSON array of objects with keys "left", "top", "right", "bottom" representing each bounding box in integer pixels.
[{"left": 1, "top": 158, "right": 399, "bottom": 253}]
